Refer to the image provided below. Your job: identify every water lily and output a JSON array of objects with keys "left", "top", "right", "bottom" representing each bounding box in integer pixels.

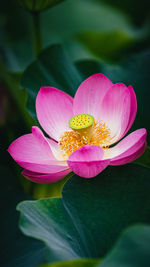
[{"left": 8, "top": 74, "right": 147, "bottom": 182}]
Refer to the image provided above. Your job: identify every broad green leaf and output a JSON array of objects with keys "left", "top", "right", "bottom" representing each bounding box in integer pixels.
[
  {"left": 0, "top": 164, "right": 46, "bottom": 267},
  {"left": 39, "top": 259, "right": 100, "bottom": 267},
  {"left": 98, "top": 225, "right": 150, "bottom": 267},
  {"left": 37, "top": 225, "right": 150, "bottom": 266},
  {"left": 17, "top": 0, "right": 65, "bottom": 12},
  {"left": 77, "top": 29, "right": 149, "bottom": 62},
  {"left": 38, "top": 224, "right": 150, "bottom": 267},
  {"left": 18, "top": 164, "right": 150, "bottom": 263}
]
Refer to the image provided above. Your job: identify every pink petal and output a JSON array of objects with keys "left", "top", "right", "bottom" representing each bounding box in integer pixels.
[
  {"left": 22, "top": 168, "right": 71, "bottom": 184},
  {"left": 36, "top": 87, "right": 73, "bottom": 141},
  {"left": 104, "top": 129, "right": 147, "bottom": 165},
  {"left": 32, "top": 126, "right": 55, "bottom": 158},
  {"left": 16, "top": 161, "right": 68, "bottom": 174},
  {"left": 100, "top": 83, "right": 131, "bottom": 144},
  {"left": 73, "top": 73, "right": 113, "bottom": 120},
  {"left": 67, "top": 145, "right": 110, "bottom": 178},
  {"left": 123, "top": 85, "right": 137, "bottom": 136},
  {"left": 47, "top": 137, "right": 65, "bottom": 160},
  {"left": 8, "top": 129, "right": 68, "bottom": 173}
]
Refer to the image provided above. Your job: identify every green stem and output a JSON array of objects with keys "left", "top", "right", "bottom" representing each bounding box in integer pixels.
[
  {"left": 0, "top": 58, "right": 35, "bottom": 131},
  {"left": 32, "top": 12, "right": 42, "bottom": 57}
]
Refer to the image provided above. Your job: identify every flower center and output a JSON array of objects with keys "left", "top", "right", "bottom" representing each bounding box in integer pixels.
[
  {"left": 59, "top": 114, "right": 111, "bottom": 157},
  {"left": 69, "top": 114, "right": 94, "bottom": 130},
  {"left": 69, "top": 114, "right": 94, "bottom": 140}
]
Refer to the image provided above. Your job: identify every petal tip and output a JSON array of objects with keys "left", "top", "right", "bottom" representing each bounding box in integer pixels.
[
  {"left": 7, "top": 142, "right": 13, "bottom": 156},
  {"left": 114, "top": 82, "right": 128, "bottom": 89},
  {"left": 7, "top": 146, "right": 11, "bottom": 154},
  {"left": 83, "top": 73, "right": 112, "bottom": 83},
  {"left": 32, "top": 126, "right": 40, "bottom": 134},
  {"left": 39, "top": 86, "right": 51, "bottom": 92}
]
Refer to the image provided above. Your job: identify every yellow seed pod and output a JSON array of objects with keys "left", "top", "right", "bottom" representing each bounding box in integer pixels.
[{"left": 69, "top": 114, "right": 94, "bottom": 130}]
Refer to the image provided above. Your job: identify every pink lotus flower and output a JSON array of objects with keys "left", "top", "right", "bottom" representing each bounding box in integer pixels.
[{"left": 8, "top": 74, "right": 147, "bottom": 183}]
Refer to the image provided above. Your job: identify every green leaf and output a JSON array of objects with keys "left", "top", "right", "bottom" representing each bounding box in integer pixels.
[
  {"left": 96, "top": 0, "right": 150, "bottom": 25},
  {"left": 41, "top": 0, "right": 150, "bottom": 63},
  {"left": 98, "top": 225, "right": 150, "bottom": 267},
  {"left": 0, "top": 0, "right": 34, "bottom": 72},
  {"left": 18, "top": 164, "right": 150, "bottom": 263},
  {"left": 21, "top": 44, "right": 82, "bottom": 120},
  {"left": 0, "top": 165, "right": 46, "bottom": 267},
  {"left": 37, "top": 224, "right": 150, "bottom": 267},
  {"left": 17, "top": 0, "right": 65, "bottom": 12},
  {"left": 77, "top": 29, "right": 148, "bottom": 63},
  {"left": 134, "top": 146, "right": 150, "bottom": 169},
  {"left": 39, "top": 259, "right": 100, "bottom": 267},
  {"left": 37, "top": 225, "right": 150, "bottom": 266}
]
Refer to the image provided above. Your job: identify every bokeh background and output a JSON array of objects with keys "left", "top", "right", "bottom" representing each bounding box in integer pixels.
[{"left": 0, "top": 0, "right": 150, "bottom": 266}]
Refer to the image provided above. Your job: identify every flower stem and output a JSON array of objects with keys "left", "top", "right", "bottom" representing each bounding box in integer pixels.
[
  {"left": 0, "top": 58, "right": 35, "bottom": 131},
  {"left": 32, "top": 12, "right": 42, "bottom": 57}
]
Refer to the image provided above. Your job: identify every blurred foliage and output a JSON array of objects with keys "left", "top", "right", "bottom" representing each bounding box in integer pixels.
[
  {"left": 17, "top": 0, "right": 65, "bottom": 12},
  {"left": 77, "top": 28, "right": 150, "bottom": 62},
  {"left": 0, "top": 0, "right": 33, "bottom": 71},
  {"left": 0, "top": 165, "right": 46, "bottom": 267},
  {"left": 95, "top": 0, "right": 150, "bottom": 26},
  {"left": 39, "top": 259, "right": 100, "bottom": 267},
  {"left": 18, "top": 164, "right": 150, "bottom": 262},
  {"left": 1, "top": 0, "right": 150, "bottom": 71},
  {"left": 0, "top": 74, "right": 45, "bottom": 266}
]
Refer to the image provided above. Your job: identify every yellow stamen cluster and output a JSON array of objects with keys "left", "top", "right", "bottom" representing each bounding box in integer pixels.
[
  {"left": 90, "top": 121, "right": 111, "bottom": 147},
  {"left": 59, "top": 120, "right": 111, "bottom": 157}
]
